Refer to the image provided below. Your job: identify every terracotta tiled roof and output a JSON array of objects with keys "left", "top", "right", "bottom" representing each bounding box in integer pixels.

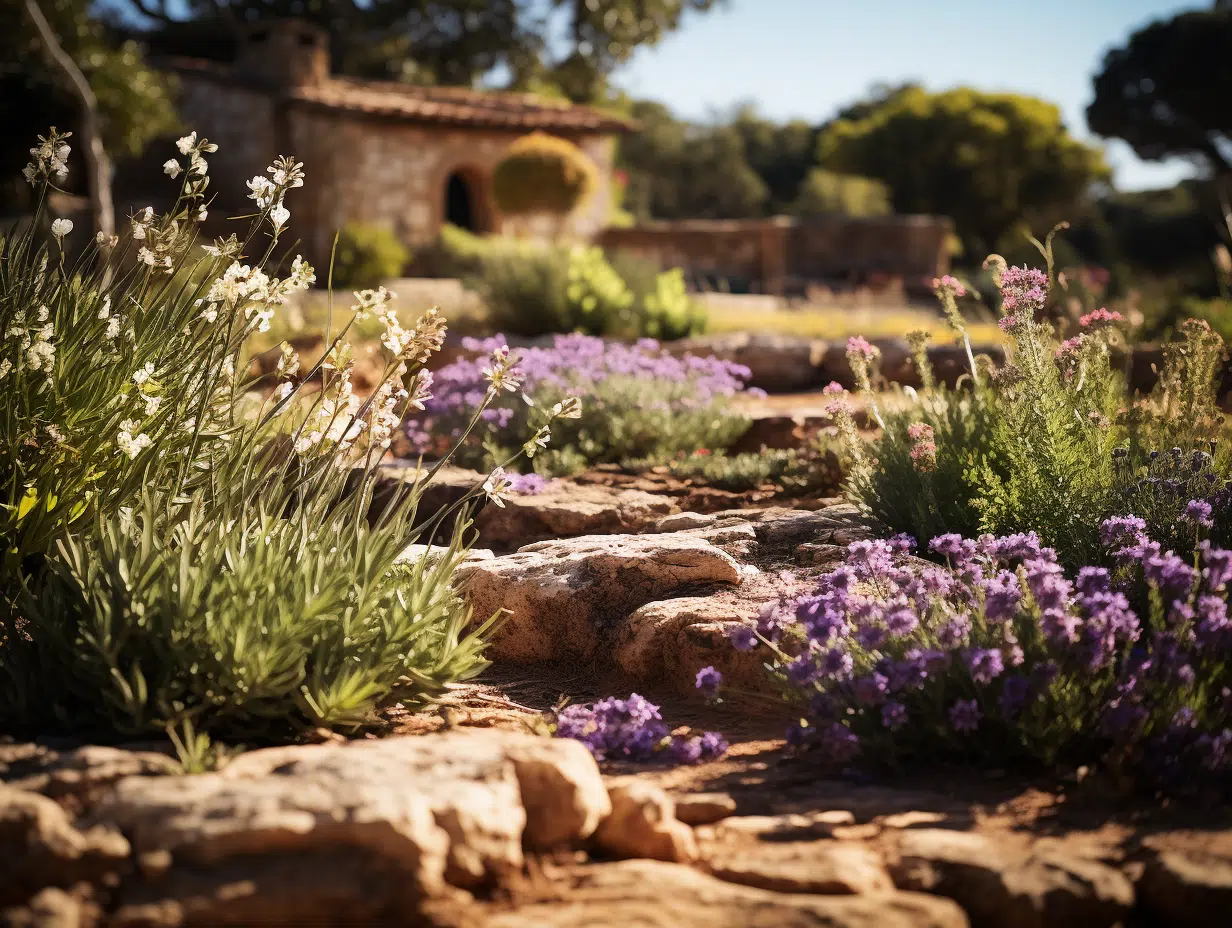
[{"left": 170, "top": 59, "right": 636, "bottom": 133}]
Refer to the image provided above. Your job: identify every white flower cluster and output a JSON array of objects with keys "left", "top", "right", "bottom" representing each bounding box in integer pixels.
[
  {"left": 97, "top": 295, "right": 122, "bottom": 343},
  {"left": 482, "top": 345, "right": 524, "bottom": 399},
  {"left": 368, "top": 363, "right": 410, "bottom": 449},
  {"left": 247, "top": 156, "right": 304, "bottom": 234},
  {"left": 352, "top": 290, "right": 447, "bottom": 364},
  {"left": 129, "top": 207, "right": 182, "bottom": 273},
  {"left": 167, "top": 132, "right": 218, "bottom": 221},
  {"left": 115, "top": 418, "right": 152, "bottom": 460},
  {"left": 22, "top": 130, "right": 71, "bottom": 185},
  {"left": 197, "top": 255, "right": 315, "bottom": 332},
  {"left": 4, "top": 307, "right": 56, "bottom": 377}
]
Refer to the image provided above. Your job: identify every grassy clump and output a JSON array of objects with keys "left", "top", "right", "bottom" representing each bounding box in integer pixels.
[{"left": 1, "top": 129, "right": 571, "bottom": 741}]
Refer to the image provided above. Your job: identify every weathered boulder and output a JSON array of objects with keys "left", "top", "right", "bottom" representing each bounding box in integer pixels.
[
  {"left": 0, "top": 743, "right": 179, "bottom": 815},
  {"left": 0, "top": 784, "right": 130, "bottom": 908},
  {"left": 457, "top": 533, "right": 741, "bottom": 663},
  {"left": 484, "top": 859, "right": 970, "bottom": 928},
  {"left": 594, "top": 779, "right": 697, "bottom": 863},
  {"left": 477, "top": 483, "right": 678, "bottom": 547},
  {"left": 672, "top": 793, "right": 737, "bottom": 827},
  {"left": 707, "top": 841, "right": 894, "bottom": 895},
  {"left": 891, "top": 829, "right": 1134, "bottom": 928},
  {"left": 92, "top": 731, "right": 611, "bottom": 903}
]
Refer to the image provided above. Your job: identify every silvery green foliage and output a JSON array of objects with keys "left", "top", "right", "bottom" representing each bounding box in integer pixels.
[{"left": 1, "top": 130, "right": 571, "bottom": 738}]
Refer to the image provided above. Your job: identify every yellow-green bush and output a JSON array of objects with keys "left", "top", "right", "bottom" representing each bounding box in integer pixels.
[
  {"left": 492, "top": 132, "right": 599, "bottom": 217},
  {"left": 332, "top": 222, "right": 409, "bottom": 289}
]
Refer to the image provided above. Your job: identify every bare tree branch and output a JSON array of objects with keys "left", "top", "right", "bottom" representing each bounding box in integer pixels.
[{"left": 23, "top": 0, "right": 115, "bottom": 240}]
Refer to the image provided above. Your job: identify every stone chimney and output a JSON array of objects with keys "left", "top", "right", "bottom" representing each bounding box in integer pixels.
[{"left": 235, "top": 19, "right": 330, "bottom": 91}]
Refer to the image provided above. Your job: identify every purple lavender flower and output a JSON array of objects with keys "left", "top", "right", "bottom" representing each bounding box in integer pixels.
[
  {"left": 884, "top": 605, "right": 919, "bottom": 637},
  {"left": 981, "top": 571, "right": 1022, "bottom": 622},
  {"left": 1203, "top": 543, "right": 1232, "bottom": 590},
  {"left": 698, "top": 731, "right": 729, "bottom": 761},
  {"left": 821, "top": 647, "right": 854, "bottom": 680},
  {"left": 964, "top": 648, "right": 1006, "bottom": 684},
  {"left": 727, "top": 624, "right": 758, "bottom": 651},
  {"left": 1100, "top": 515, "right": 1149, "bottom": 554},
  {"left": 1183, "top": 499, "right": 1214, "bottom": 528},
  {"left": 937, "top": 614, "right": 972, "bottom": 648},
  {"left": 999, "top": 676, "right": 1030, "bottom": 717},
  {"left": 887, "top": 533, "right": 917, "bottom": 554},
  {"left": 949, "top": 699, "right": 982, "bottom": 733},
  {"left": 1075, "top": 567, "right": 1111, "bottom": 597},
  {"left": 670, "top": 737, "right": 703, "bottom": 765},
  {"left": 930, "top": 533, "right": 975, "bottom": 561},
  {"left": 1143, "top": 551, "right": 1197, "bottom": 595},
  {"left": 881, "top": 701, "right": 908, "bottom": 730},
  {"left": 695, "top": 666, "right": 723, "bottom": 698},
  {"left": 820, "top": 722, "right": 861, "bottom": 762},
  {"left": 852, "top": 672, "right": 889, "bottom": 705}
]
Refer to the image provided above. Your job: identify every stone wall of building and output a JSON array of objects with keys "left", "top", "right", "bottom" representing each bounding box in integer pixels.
[
  {"left": 174, "top": 73, "right": 617, "bottom": 272},
  {"left": 599, "top": 215, "right": 953, "bottom": 295}
]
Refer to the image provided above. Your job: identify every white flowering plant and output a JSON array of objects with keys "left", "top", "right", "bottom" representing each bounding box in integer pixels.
[{"left": 1, "top": 129, "right": 575, "bottom": 739}]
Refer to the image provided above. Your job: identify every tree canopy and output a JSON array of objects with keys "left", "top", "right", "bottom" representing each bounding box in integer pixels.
[
  {"left": 118, "top": 0, "right": 722, "bottom": 103},
  {"left": 0, "top": 0, "right": 178, "bottom": 208},
  {"left": 1087, "top": 4, "right": 1232, "bottom": 179},
  {"left": 817, "top": 86, "right": 1110, "bottom": 256}
]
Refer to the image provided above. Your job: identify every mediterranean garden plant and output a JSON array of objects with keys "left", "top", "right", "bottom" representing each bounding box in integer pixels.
[
  {"left": 408, "top": 334, "right": 759, "bottom": 476},
  {"left": 839, "top": 226, "right": 1232, "bottom": 568},
  {"left": 0, "top": 129, "right": 575, "bottom": 741},
  {"left": 742, "top": 528, "right": 1232, "bottom": 789}
]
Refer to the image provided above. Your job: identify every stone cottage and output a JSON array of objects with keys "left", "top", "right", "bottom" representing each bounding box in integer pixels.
[{"left": 165, "top": 19, "right": 635, "bottom": 270}]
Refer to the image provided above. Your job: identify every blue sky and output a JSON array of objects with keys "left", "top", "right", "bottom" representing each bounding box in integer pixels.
[{"left": 615, "top": 0, "right": 1206, "bottom": 191}]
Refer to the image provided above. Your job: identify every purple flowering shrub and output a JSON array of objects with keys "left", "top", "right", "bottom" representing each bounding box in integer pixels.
[
  {"left": 410, "top": 334, "right": 759, "bottom": 475},
  {"left": 751, "top": 529, "right": 1232, "bottom": 785},
  {"left": 553, "top": 693, "right": 728, "bottom": 765},
  {"left": 846, "top": 232, "right": 1231, "bottom": 567}
]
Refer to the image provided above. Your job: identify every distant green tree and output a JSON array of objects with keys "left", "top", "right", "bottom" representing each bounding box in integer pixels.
[
  {"left": 817, "top": 86, "right": 1110, "bottom": 256},
  {"left": 618, "top": 101, "right": 767, "bottom": 220},
  {"left": 0, "top": 0, "right": 178, "bottom": 210},
  {"left": 729, "top": 104, "right": 818, "bottom": 214},
  {"left": 791, "top": 169, "right": 891, "bottom": 218},
  {"left": 120, "top": 0, "right": 722, "bottom": 104},
  {"left": 1088, "top": 5, "right": 1232, "bottom": 181}
]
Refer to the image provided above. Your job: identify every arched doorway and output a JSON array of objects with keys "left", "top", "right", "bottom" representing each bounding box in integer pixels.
[{"left": 444, "top": 172, "right": 479, "bottom": 232}]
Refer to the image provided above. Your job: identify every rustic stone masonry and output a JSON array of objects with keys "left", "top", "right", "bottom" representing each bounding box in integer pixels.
[
  {"left": 599, "top": 214, "right": 954, "bottom": 296},
  {"left": 156, "top": 18, "right": 632, "bottom": 272}
]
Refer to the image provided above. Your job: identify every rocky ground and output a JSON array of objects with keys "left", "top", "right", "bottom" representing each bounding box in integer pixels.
[{"left": 5, "top": 470, "right": 1232, "bottom": 927}]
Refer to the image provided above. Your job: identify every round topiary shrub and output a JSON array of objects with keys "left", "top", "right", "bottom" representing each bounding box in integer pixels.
[
  {"left": 492, "top": 132, "right": 599, "bottom": 218},
  {"left": 332, "top": 221, "right": 409, "bottom": 289}
]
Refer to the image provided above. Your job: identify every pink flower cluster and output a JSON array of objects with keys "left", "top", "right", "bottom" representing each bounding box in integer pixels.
[
  {"left": 823, "top": 381, "right": 854, "bottom": 417},
  {"left": 908, "top": 422, "right": 936, "bottom": 472},
  {"left": 846, "top": 336, "right": 878, "bottom": 361},
  {"left": 1078, "top": 308, "right": 1124, "bottom": 328},
  {"left": 932, "top": 275, "right": 967, "bottom": 298},
  {"left": 998, "top": 266, "right": 1049, "bottom": 332}
]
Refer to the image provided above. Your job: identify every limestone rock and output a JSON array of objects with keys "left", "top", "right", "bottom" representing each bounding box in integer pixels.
[
  {"left": 1137, "top": 845, "right": 1232, "bottom": 927},
  {"left": 716, "top": 811, "right": 857, "bottom": 841},
  {"left": 476, "top": 484, "right": 678, "bottom": 547},
  {"left": 497, "top": 736, "right": 611, "bottom": 850},
  {"left": 457, "top": 533, "right": 741, "bottom": 663},
  {"left": 1, "top": 887, "right": 88, "bottom": 928},
  {"left": 891, "top": 829, "right": 1134, "bottom": 928},
  {"left": 0, "top": 784, "right": 129, "bottom": 908},
  {"left": 0, "top": 744, "right": 179, "bottom": 814},
  {"left": 594, "top": 780, "right": 697, "bottom": 863},
  {"left": 484, "top": 859, "right": 970, "bottom": 928},
  {"left": 707, "top": 841, "right": 894, "bottom": 895},
  {"left": 672, "top": 793, "right": 737, "bottom": 827}
]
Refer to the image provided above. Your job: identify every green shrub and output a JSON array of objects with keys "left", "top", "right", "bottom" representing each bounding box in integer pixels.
[
  {"left": 841, "top": 231, "right": 1232, "bottom": 568},
  {"left": 791, "top": 168, "right": 892, "bottom": 217},
  {"left": 1, "top": 129, "right": 572, "bottom": 739},
  {"left": 492, "top": 132, "right": 599, "bottom": 217},
  {"left": 468, "top": 239, "right": 572, "bottom": 337},
  {"left": 564, "top": 245, "right": 634, "bottom": 334},
  {"left": 412, "top": 335, "right": 755, "bottom": 476},
  {"left": 332, "top": 221, "right": 409, "bottom": 289},
  {"left": 635, "top": 448, "right": 820, "bottom": 493}
]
